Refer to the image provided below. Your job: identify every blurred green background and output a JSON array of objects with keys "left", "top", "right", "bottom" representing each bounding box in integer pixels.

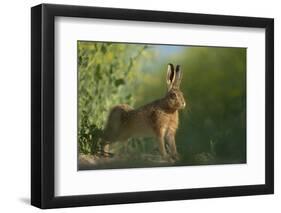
[{"left": 78, "top": 41, "right": 246, "bottom": 169}]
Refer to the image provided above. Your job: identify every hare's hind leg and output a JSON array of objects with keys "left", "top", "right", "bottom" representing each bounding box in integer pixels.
[
  {"left": 98, "top": 139, "right": 114, "bottom": 158},
  {"left": 100, "top": 130, "right": 115, "bottom": 158},
  {"left": 102, "top": 143, "right": 112, "bottom": 157}
]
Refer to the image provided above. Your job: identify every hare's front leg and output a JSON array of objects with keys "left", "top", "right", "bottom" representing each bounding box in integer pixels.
[
  {"left": 166, "top": 130, "right": 180, "bottom": 161},
  {"left": 155, "top": 128, "right": 168, "bottom": 160}
]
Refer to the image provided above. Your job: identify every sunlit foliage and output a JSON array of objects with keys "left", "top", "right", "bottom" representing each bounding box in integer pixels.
[{"left": 78, "top": 41, "right": 148, "bottom": 154}]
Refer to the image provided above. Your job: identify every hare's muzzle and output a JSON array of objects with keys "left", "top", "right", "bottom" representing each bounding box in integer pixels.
[
  {"left": 181, "top": 101, "right": 186, "bottom": 109},
  {"left": 178, "top": 92, "right": 186, "bottom": 109}
]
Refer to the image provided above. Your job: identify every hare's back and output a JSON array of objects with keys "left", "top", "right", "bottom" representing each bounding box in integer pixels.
[{"left": 122, "top": 108, "right": 155, "bottom": 137}]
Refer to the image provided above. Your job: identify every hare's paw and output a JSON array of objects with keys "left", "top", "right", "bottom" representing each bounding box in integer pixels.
[
  {"left": 172, "top": 153, "right": 181, "bottom": 162},
  {"left": 104, "top": 151, "right": 115, "bottom": 158},
  {"left": 161, "top": 154, "right": 176, "bottom": 163}
]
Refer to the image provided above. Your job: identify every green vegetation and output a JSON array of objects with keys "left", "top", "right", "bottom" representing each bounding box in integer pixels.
[
  {"left": 176, "top": 47, "right": 246, "bottom": 165},
  {"left": 78, "top": 41, "right": 246, "bottom": 169},
  {"left": 78, "top": 41, "right": 149, "bottom": 154}
]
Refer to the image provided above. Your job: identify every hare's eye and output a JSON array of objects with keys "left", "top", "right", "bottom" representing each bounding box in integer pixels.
[{"left": 170, "top": 93, "right": 176, "bottom": 99}]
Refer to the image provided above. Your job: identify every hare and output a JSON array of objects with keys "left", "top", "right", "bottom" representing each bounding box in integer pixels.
[{"left": 101, "top": 64, "right": 186, "bottom": 161}]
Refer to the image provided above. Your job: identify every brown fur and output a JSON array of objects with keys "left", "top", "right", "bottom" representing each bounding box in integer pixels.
[{"left": 102, "top": 64, "right": 186, "bottom": 161}]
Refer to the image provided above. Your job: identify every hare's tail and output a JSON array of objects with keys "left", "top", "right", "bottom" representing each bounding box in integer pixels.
[{"left": 102, "top": 104, "right": 132, "bottom": 142}]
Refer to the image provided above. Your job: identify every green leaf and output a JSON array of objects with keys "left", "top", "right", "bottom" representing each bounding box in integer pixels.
[{"left": 114, "top": 79, "right": 125, "bottom": 87}]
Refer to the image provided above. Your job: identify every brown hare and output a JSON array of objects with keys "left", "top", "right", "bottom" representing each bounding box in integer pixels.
[{"left": 101, "top": 64, "right": 186, "bottom": 161}]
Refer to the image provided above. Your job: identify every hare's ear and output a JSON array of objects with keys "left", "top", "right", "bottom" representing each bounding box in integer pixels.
[
  {"left": 166, "top": 63, "right": 175, "bottom": 91},
  {"left": 174, "top": 65, "right": 182, "bottom": 88}
]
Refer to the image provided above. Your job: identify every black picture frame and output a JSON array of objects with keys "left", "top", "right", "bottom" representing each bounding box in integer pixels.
[{"left": 31, "top": 3, "right": 274, "bottom": 209}]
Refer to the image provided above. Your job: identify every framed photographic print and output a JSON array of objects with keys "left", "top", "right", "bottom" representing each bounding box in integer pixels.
[{"left": 31, "top": 3, "right": 274, "bottom": 209}]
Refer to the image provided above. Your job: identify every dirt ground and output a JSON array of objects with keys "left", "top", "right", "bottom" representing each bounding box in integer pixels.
[{"left": 78, "top": 153, "right": 175, "bottom": 170}]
